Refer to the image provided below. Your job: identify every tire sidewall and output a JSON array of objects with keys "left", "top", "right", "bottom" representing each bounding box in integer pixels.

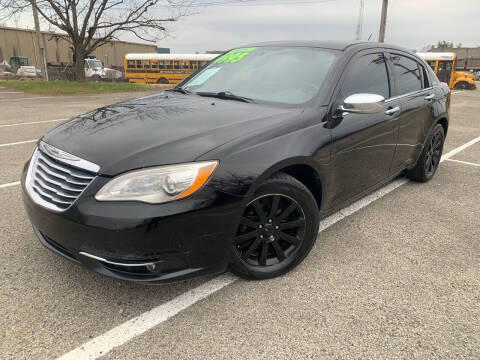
[{"left": 229, "top": 176, "right": 319, "bottom": 280}]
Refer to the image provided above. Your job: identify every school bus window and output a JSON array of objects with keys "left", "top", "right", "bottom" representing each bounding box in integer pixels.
[
  {"left": 426, "top": 60, "right": 436, "bottom": 70},
  {"left": 151, "top": 61, "right": 158, "bottom": 69},
  {"left": 127, "top": 60, "right": 135, "bottom": 69},
  {"left": 136, "top": 60, "right": 143, "bottom": 68},
  {"left": 174, "top": 60, "right": 181, "bottom": 69},
  {"left": 144, "top": 61, "right": 150, "bottom": 69},
  {"left": 166, "top": 60, "right": 172, "bottom": 69},
  {"left": 182, "top": 61, "right": 189, "bottom": 69},
  {"left": 190, "top": 61, "right": 198, "bottom": 70},
  {"left": 159, "top": 60, "right": 165, "bottom": 69}
]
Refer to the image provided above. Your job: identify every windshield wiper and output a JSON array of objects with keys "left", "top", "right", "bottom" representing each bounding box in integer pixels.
[
  {"left": 167, "top": 87, "right": 191, "bottom": 95},
  {"left": 195, "top": 91, "right": 254, "bottom": 103}
]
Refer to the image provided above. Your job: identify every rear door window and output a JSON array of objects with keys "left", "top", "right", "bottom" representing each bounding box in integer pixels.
[
  {"left": 339, "top": 52, "right": 390, "bottom": 101},
  {"left": 391, "top": 54, "right": 422, "bottom": 95}
]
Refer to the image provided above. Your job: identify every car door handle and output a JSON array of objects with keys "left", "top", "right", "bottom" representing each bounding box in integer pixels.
[
  {"left": 385, "top": 106, "right": 400, "bottom": 116},
  {"left": 425, "top": 94, "right": 435, "bottom": 101}
]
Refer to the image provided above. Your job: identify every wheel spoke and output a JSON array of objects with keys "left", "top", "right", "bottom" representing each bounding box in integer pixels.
[
  {"left": 272, "top": 241, "right": 286, "bottom": 261},
  {"left": 269, "top": 195, "right": 280, "bottom": 218},
  {"left": 277, "top": 202, "right": 297, "bottom": 221},
  {"left": 243, "top": 238, "right": 261, "bottom": 258},
  {"left": 279, "top": 232, "right": 300, "bottom": 246},
  {"left": 259, "top": 242, "right": 268, "bottom": 266},
  {"left": 240, "top": 217, "right": 258, "bottom": 229},
  {"left": 252, "top": 201, "right": 267, "bottom": 224},
  {"left": 280, "top": 219, "right": 305, "bottom": 230},
  {"left": 425, "top": 156, "right": 432, "bottom": 172},
  {"left": 234, "top": 230, "right": 258, "bottom": 244}
]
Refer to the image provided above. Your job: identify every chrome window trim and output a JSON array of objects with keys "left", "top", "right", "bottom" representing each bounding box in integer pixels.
[{"left": 385, "top": 87, "right": 434, "bottom": 103}]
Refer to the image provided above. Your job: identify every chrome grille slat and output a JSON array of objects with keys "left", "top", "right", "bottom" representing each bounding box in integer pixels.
[
  {"left": 36, "top": 162, "right": 91, "bottom": 186},
  {"left": 25, "top": 143, "right": 98, "bottom": 212},
  {"left": 33, "top": 178, "right": 79, "bottom": 199},
  {"left": 37, "top": 152, "right": 95, "bottom": 180},
  {"left": 32, "top": 184, "right": 73, "bottom": 205},
  {"left": 35, "top": 171, "right": 84, "bottom": 193}
]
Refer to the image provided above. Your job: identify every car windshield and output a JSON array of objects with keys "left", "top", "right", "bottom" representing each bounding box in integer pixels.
[
  {"left": 181, "top": 47, "right": 338, "bottom": 105},
  {"left": 89, "top": 60, "right": 103, "bottom": 68}
]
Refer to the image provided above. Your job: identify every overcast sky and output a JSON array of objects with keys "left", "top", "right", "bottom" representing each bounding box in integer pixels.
[{"left": 10, "top": 0, "right": 480, "bottom": 53}]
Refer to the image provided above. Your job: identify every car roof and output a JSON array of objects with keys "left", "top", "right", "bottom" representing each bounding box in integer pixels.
[{"left": 245, "top": 40, "right": 413, "bottom": 54}]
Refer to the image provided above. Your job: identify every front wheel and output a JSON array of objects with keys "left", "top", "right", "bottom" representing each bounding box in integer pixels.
[
  {"left": 407, "top": 124, "right": 445, "bottom": 182},
  {"left": 229, "top": 173, "right": 319, "bottom": 280}
]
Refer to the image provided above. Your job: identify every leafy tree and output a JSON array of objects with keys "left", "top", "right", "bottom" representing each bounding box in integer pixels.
[
  {"left": 436, "top": 41, "right": 454, "bottom": 49},
  {"left": 0, "top": 0, "right": 189, "bottom": 80}
]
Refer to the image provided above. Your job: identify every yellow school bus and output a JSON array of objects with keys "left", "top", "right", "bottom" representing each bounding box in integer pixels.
[
  {"left": 124, "top": 53, "right": 218, "bottom": 84},
  {"left": 417, "top": 52, "right": 476, "bottom": 90}
]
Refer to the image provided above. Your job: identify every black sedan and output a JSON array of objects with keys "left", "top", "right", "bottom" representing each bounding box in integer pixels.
[{"left": 21, "top": 41, "right": 450, "bottom": 283}]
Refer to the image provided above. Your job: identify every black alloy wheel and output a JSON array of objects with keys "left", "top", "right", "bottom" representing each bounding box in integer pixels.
[
  {"left": 407, "top": 123, "right": 445, "bottom": 182},
  {"left": 234, "top": 194, "right": 306, "bottom": 267},
  {"left": 425, "top": 131, "right": 443, "bottom": 177},
  {"left": 229, "top": 173, "right": 319, "bottom": 280}
]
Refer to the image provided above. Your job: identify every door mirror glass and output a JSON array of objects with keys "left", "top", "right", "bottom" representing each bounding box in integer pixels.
[{"left": 339, "top": 93, "right": 385, "bottom": 114}]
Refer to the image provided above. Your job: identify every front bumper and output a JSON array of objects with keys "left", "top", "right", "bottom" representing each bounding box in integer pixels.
[{"left": 21, "top": 163, "right": 244, "bottom": 283}]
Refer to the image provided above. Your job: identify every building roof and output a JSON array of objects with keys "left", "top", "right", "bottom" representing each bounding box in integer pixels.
[{"left": 416, "top": 52, "right": 455, "bottom": 60}]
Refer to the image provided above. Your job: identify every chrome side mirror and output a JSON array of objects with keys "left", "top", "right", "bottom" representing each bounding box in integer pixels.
[{"left": 338, "top": 93, "right": 385, "bottom": 114}]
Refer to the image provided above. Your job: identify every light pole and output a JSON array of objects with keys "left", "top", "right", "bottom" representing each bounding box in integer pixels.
[{"left": 378, "top": 0, "right": 389, "bottom": 43}]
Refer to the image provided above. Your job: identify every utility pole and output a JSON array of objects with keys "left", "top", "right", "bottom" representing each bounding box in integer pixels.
[
  {"left": 355, "top": 0, "right": 364, "bottom": 41},
  {"left": 31, "top": 0, "right": 48, "bottom": 80},
  {"left": 378, "top": 0, "right": 388, "bottom": 43}
]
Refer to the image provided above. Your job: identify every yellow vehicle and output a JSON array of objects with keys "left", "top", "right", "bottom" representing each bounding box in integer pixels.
[
  {"left": 124, "top": 53, "right": 218, "bottom": 84},
  {"left": 417, "top": 52, "right": 476, "bottom": 90}
]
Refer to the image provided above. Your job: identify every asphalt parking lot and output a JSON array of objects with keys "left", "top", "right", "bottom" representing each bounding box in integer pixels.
[{"left": 0, "top": 84, "right": 479, "bottom": 360}]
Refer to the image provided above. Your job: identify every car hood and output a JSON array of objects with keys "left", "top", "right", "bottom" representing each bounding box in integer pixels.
[{"left": 42, "top": 92, "right": 302, "bottom": 175}]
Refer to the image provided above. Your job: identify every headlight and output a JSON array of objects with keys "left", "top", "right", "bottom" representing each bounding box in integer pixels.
[{"left": 95, "top": 161, "right": 218, "bottom": 204}]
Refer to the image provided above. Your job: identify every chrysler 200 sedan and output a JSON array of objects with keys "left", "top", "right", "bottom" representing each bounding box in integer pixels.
[{"left": 21, "top": 41, "right": 450, "bottom": 283}]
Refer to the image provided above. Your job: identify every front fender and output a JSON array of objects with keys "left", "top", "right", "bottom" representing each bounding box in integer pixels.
[{"left": 201, "top": 108, "right": 331, "bottom": 206}]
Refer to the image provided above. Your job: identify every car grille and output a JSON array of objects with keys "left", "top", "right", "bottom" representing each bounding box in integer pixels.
[{"left": 26, "top": 144, "right": 98, "bottom": 211}]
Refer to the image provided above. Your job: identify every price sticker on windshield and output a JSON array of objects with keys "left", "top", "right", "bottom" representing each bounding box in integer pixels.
[{"left": 213, "top": 47, "right": 256, "bottom": 64}]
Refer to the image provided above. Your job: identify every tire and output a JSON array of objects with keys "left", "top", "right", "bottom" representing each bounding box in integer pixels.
[
  {"left": 407, "top": 124, "right": 445, "bottom": 182},
  {"left": 157, "top": 77, "right": 169, "bottom": 84},
  {"left": 454, "top": 81, "right": 473, "bottom": 90},
  {"left": 229, "top": 172, "right": 320, "bottom": 280}
]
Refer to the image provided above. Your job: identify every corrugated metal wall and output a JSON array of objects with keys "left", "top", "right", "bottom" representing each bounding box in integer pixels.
[
  {"left": 0, "top": 26, "right": 157, "bottom": 68},
  {"left": 431, "top": 47, "right": 480, "bottom": 70}
]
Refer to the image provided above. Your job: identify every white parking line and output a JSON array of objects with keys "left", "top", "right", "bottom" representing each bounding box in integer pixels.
[
  {"left": 0, "top": 96, "right": 51, "bottom": 102},
  {"left": 0, "top": 139, "right": 37, "bottom": 148},
  {"left": 0, "top": 91, "right": 23, "bottom": 94},
  {"left": 446, "top": 158, "right": 480, "bottom": 167},
  {"left": 441, "top": 136, "right": 480, "bottom": 161},
  {"left": 55, "top": 136, "right": 480, "bottom": 360},
  {"left": 0, "top": 181, "right": 20, "bottom": 189},
  {"left": 0, "top": 118, "right": 65, "bottom": 128}
]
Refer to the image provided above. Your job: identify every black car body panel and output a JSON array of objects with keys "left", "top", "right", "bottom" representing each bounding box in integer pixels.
[
  {"left": 43, "top": 94, "right": 302, "bottom": 176},
  {"left": 22, "top": 41, "right": 449, "bottom": 283}
]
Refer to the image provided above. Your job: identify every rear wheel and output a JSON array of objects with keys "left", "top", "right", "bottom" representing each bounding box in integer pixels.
[
  {"left": 229, "top": 173, "right": 319, "bottom": 280},
  {"left": 407, "top": 124, "right": 445, "bottom": 182},
  {"left": 454, "top": 81, "right": 473, "bottom": 90},
  {"left": 157, "top": 77, "right": 169, "bottom": 84}
]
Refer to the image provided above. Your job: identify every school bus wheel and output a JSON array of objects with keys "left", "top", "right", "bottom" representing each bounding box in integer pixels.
[{"left": 157, "top": 77, "right": 169, "bottom": 84}]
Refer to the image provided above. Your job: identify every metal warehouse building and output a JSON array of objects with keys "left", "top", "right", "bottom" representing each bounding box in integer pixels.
[{"left": 0, "top": 26, "right": 157, "bottom": 68}]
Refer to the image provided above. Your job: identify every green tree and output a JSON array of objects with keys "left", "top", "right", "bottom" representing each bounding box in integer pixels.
[{"left": 436, "top": 41, "right": 454, "bottom": 49}]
